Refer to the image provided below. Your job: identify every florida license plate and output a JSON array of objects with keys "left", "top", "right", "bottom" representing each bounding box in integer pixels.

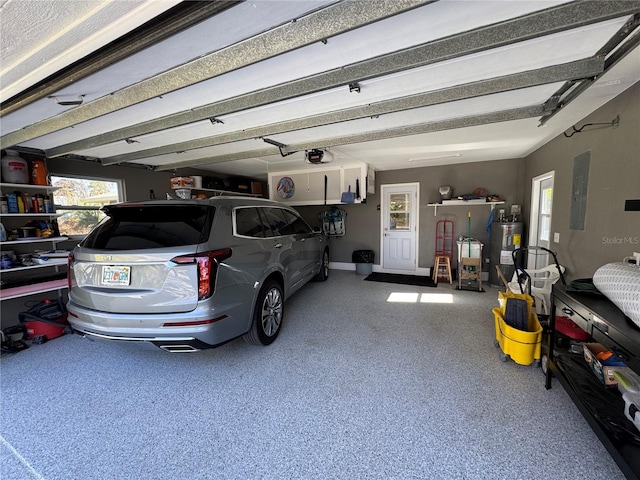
[{"left": 101, "top": 266, "right": 131, "bottom": 286}]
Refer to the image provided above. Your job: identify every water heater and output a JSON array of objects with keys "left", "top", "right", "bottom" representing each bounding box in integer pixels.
[{"left": 489, "top": 222, "right": 524, "bottom": 286}]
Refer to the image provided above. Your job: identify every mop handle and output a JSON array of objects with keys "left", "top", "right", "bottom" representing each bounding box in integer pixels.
[{"left": 468, "top": 211, "right": 471, "bottom": 257}]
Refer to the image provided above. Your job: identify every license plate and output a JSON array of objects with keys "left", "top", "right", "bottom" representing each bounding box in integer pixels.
[{"left": 101, "top": 266, "right": 131, "bottom": 286}]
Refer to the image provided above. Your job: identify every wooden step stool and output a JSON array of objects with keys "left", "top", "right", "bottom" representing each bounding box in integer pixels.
[{"left": 432, "top": 255, "right": 452, "bottom": 284}]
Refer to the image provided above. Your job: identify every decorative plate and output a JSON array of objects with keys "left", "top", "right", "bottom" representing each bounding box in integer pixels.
[{"left": 276, "top": 176, "right": 295, "bottom": 199}]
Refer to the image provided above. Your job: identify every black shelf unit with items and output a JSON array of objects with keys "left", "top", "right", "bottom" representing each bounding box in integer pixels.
[{"left": 544, "top": 285, "right": 640, "bottom": 480}]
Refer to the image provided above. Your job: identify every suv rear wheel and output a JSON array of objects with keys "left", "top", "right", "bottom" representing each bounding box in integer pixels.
[{"left": 244, "top": 279, "right": 283, "bottom": 345}]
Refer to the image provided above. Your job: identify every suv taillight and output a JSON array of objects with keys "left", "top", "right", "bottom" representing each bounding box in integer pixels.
[{"left": 171, "top": 248, "right": 232, "bottom": 300}]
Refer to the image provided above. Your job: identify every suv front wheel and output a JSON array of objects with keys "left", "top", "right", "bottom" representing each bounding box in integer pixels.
[{"left": 244, "top": 279, "right": 284, "bottom": 346}]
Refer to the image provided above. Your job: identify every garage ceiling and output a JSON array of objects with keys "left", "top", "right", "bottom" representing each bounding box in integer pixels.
[{"left": 2, "top": 0, "right": 639, "bottom": 179}]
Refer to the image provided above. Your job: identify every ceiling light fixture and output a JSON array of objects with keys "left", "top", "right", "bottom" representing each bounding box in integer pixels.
[
  {"left": 408, "top": 153, "right": 462, "bottom": 162},
  {"left": 48, "top": 94, "right": 85, "bottom": 106}
]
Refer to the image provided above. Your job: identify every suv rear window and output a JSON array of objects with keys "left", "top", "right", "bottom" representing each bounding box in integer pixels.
[{"left": 81, "top": 204, "right": 214, "bottom": 250}]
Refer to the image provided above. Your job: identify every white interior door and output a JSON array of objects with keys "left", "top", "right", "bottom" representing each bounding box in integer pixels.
[
  {"left": 529, "top": 172, "right": 554, "bottom": 269},
  {"left": 381, "top": 183, "right": 418, "bottom": 272}
]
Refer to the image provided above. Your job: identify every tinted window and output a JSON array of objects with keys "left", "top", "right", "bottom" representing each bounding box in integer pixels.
[
  {"left": 81, "top": 205, "right": 214, "bottom": 250},
  {"left": 260, "top": 207, "right": 286, "bottom": 237},
  {"left": 280, "top": 209, "right": 313, "bottom": 235},
  {"left": 235, "top": 207, "right": 265, "bottom": 238}
]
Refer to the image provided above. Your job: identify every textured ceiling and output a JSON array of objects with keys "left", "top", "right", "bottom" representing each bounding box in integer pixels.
[{"left": 1, "top": 0, "right": 639, "bottom": 179}]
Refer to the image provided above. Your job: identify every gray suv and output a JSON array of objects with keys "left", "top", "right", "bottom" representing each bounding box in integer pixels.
[{"left": 66, "top": 196, "right": 329, "bottom": 352}]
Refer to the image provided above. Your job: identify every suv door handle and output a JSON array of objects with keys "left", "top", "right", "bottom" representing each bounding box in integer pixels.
[{"left": 273, "top": 243, "right": 283, "bottom": 249}]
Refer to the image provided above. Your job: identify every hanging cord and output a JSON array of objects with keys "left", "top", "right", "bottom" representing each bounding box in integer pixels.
[{"left": 564, "top": 115, "right": 619, "bottom": 138}]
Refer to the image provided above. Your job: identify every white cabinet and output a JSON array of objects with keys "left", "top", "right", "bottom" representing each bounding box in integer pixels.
[
  {"left": 268, "top": 162, "right": 370, "bottom": 206},
  {"left": 0, "top": 183, "right": 69, "bottom": 301}
]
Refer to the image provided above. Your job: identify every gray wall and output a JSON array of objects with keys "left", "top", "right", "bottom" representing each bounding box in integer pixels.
[
  {"left": 297, "top": 158, "right": 525, "bottom": 270},
  {"left": 523, "top": 80, "right": 640, "bottom": 282}
]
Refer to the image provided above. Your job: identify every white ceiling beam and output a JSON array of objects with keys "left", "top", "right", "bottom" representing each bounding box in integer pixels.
[
  {"left": 153, "top": 105, "right": 543, "bottom": 171},
  {"left": 100, "top": 58, "right": 603, "bottom": 165},
  {"left": 42, "top": 0, "right": 640, "bottom": 158},
  {"left": 0, "top": 0, "right": 431, "bottom": 149}
]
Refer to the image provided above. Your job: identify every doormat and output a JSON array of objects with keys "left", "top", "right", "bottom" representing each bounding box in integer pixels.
[{"left": 364, "top": 273, "right": 437, "bottom": 287}]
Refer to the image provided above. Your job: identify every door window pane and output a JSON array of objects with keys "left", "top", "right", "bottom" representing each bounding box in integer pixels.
[{"left": 389, "top": 193, "right": 410, "bottom": 230}]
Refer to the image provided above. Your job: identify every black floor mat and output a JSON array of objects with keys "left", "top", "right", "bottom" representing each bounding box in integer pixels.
[{"left": 364, "top": 272, "right": 437, "bottom": 287}]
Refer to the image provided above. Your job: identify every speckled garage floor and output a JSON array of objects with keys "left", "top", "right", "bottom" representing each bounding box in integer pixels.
[{"left": 0, "top": 271, "right": 626, "bottom": 480}]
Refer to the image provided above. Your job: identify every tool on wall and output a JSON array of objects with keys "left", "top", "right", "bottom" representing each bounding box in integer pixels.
[{"left": 320, "top": 207, "right": 346, "bottom": 236}]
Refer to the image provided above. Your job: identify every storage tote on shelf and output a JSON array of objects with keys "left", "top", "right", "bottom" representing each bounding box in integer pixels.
[{"left": 493, "top": 292, "right": 542, "bottom": 366}]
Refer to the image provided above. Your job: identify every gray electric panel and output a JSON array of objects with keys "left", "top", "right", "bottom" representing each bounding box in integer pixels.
[
  {"left": 570, "top": 151, "right": 590, "bottom": 230},
  {"left": 489, "top": 222, "right": 524, "bottom": 286}
]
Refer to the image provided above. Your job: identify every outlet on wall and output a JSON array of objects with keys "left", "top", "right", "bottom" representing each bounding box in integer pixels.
[{"left": 553, "top": 232, "right": 560, "bottom": 243}]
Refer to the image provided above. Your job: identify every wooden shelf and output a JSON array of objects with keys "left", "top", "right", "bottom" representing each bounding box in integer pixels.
[{"left": 0, "top": 278, "right": 68, "bottom": 301}]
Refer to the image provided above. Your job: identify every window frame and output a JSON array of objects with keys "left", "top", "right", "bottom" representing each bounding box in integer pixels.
[{"left": 50, "top": 173, "right": 125, "bottom": 239}]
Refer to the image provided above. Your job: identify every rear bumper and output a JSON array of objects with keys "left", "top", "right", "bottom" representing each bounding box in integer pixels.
[
  {"left": 71, "top": 328, "right": 213, "bottom": 352},
  {"left": 67, "top": 300, "right": 247, "bottom": 349}
]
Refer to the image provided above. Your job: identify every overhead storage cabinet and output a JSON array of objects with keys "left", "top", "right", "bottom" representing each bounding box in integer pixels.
[{"left": 269, "top": 163, "right": 369, "bottom": 206}]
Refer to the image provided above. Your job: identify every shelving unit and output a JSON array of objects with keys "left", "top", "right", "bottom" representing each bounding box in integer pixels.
[
  {"left": 427, "top": 199, "right": 505, "bottom": 216},
  {"left": 1, "top": 182, "right": 69, "bottom": 303},
  {"left": 545, "top": 286, "right": 640, "bottom": 479}
]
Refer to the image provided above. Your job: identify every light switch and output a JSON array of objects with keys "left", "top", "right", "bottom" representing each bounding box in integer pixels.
[{"left": 554, "top": 232, "right": 560, "bottom": 243}]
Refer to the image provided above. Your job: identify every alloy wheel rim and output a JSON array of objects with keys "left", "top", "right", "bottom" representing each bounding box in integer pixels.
[{"left": 261, "top": 288, "right": 283, "bottom": 336}]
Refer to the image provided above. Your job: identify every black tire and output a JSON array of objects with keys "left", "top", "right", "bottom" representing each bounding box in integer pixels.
[
  {"left": 243, "top": 280, "right": 284, "bottom": 346},
  {"left": 314, "top": 249, "right": 329, "bottom": 282}
]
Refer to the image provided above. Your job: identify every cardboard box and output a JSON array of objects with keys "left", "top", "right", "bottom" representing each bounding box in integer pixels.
[
  {"left": 251, "top": 181, "right": 263, "bottom": 195},
  {"left": 583, "top": 342, "right": 630, "bottom": 386}
]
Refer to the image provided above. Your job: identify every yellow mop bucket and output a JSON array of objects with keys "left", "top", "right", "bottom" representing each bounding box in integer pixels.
[{"left": 493, "top": 292, "right": 542, "bottom": 366}]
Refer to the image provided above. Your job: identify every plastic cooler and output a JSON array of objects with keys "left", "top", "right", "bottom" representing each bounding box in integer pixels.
[{"left": 493, "top": 292, "right": 542, "bottom": 366}]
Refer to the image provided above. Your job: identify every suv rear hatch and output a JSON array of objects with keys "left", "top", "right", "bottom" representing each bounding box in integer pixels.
[{"left": 69, "top": 202, "right": 217, "bottom": 314}]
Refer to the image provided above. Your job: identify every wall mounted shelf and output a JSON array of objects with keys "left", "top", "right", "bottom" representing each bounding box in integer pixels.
[{"left": 427, "top": 200, "right": 505, "bottom": 216}]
